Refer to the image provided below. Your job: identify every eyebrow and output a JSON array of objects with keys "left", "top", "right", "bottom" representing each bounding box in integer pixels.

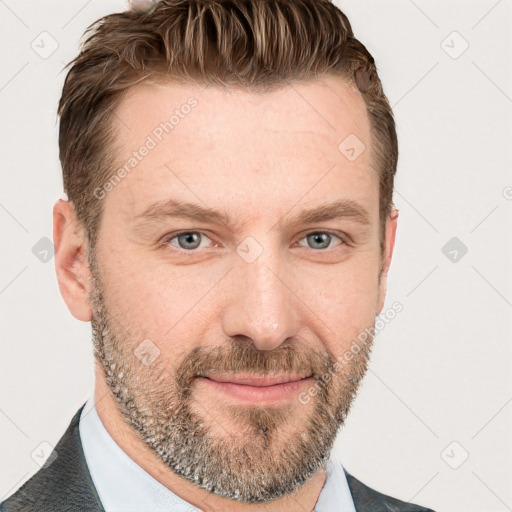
[{"left": 134, "top": 197, "right": 371, "bottom": 230}]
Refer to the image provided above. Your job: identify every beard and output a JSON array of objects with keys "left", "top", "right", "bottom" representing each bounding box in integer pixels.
[{"left": 89, "top": 260, "right": 374, "bottom": 504}]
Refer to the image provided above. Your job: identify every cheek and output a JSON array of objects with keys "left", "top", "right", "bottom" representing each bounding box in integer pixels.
[
  {"left": 294, "top": 256, "right": 380, "bottom": 349},
  {"left": 98, "top": 252, "right": 224, "bottom": 345}
]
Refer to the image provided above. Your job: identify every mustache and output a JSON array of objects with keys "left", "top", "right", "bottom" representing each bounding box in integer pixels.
[{"left": 174, "top": 337, "right": 336, "bottom": 387}]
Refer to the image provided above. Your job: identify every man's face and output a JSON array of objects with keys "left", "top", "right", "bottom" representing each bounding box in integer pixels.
[{"left": 88, "top": 76, "right": 395, "bottom": 503}]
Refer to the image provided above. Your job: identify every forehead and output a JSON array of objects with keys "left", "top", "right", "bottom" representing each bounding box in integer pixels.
[
  {"left": 113, "top": 76, "right": 370, "bottom": 151},
  {"left": 103, "top": 76, "right": 377, "bottom": 225}
]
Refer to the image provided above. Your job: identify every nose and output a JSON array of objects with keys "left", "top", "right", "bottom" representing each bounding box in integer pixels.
[{"left": 221, "top": 249, "right": 301, "bottom": 351}]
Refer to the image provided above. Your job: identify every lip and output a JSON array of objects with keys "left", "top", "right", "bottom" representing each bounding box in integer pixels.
[
  {"left": 196, "top": 374, "right": 313, "bottom": 403},
  {"left": 201, "top": 373, "right": 312, "bottom": 386}
]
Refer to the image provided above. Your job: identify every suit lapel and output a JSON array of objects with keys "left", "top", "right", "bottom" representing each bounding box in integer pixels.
[
  {"left": 1, "top": 403, "right": 105, "bottom": 511},
  {"left": 344, "top": 468, "right": 435, "bottom": 512}
]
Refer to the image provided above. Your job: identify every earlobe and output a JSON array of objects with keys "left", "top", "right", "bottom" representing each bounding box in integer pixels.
[
  {"left": 376, "top": 207, "right": 399, "bottom": 315},
  {"left": 53, "top": 199, "right": 93, "bottom": 322}
]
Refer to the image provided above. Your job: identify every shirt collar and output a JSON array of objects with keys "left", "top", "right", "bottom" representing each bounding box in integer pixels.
[{"left": 79, "top": 396, "right": 355, "bottom": 512}]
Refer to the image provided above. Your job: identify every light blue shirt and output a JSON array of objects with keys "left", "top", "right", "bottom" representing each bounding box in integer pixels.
[{"left": 79, "top": 397, "right": 356, "bottom": 512}]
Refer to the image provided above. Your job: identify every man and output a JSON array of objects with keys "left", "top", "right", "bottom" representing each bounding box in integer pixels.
[{"left": 1, "top": 0, "right": 436, "bottom": 510}]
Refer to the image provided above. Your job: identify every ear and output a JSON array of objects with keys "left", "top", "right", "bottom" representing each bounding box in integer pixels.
[
  {"left": 53, "top": 199, "right": 93, "bottom": 322},
  {"left": 376, "top": 207, "right": 399, "bottom": 315}
]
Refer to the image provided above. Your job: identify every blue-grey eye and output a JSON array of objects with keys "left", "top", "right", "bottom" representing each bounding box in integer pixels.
[
  {"left": 170, "top": 232, "right": 204, "bottom": 250},
  {"left": 299, "top": 232, "right": 342, "bottom": 250}
]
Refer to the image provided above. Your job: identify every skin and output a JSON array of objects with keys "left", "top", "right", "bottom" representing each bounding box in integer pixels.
[{"left": 53, "top": 75, "right": 398, "bottom": 512}]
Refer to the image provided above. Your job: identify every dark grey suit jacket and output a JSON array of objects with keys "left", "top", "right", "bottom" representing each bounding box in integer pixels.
[{"left": 1, "top": 405, "right": 435, "bottom": 511}]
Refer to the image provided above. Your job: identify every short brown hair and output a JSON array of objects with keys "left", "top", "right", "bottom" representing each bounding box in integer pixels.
[{"left": 58, "top": 0, "right": 397, "bottom": 252}]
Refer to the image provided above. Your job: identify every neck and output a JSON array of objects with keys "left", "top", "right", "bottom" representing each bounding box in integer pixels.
[{"left": 93, "top": 368, "right": 327, "bottom": 512}]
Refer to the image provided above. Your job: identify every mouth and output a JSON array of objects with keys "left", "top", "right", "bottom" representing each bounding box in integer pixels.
[
  {"left": 199, "top": 373, "right": 313, "bottom": 386},
  {"left": 196, "top": 373, "right": 314, "bottom": 403}
]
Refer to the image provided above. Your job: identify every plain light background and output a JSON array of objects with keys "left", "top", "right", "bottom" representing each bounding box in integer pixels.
[{"left": 1, "top": 1, "right": 511, "bottom": 511}]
